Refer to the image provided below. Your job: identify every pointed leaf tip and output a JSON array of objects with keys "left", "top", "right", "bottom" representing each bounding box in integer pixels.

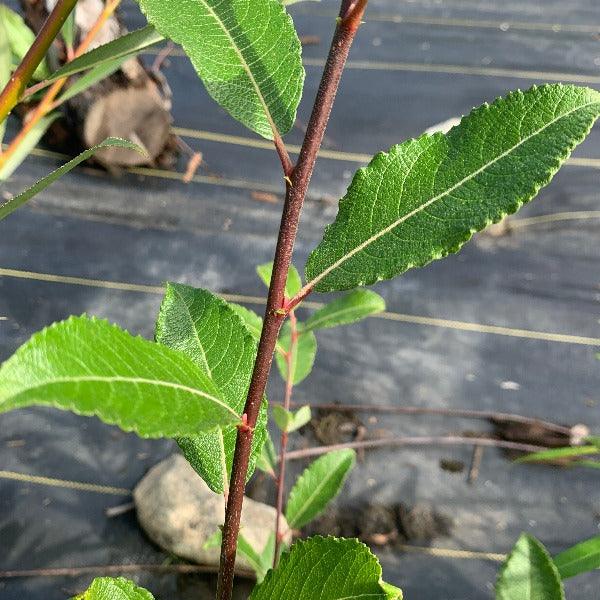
[{"left": 496, "top": 534, "right": 564, "bottom": 600}]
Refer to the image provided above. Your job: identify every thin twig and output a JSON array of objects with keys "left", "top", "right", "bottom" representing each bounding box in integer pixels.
[
  {"left": 273, "top": 311, "right": 298, "bottom": 567},
  {"left": 0, "top": 0, "right": 78, "bottom": 127},
  {"left": 277, "top": 401, "right": 572, "bottom": 436},
  {"left": 284, "top": 435, "right": 549, "bottom": 461},
  {"left": 468, "top": 445, "right": 484, "bottom": 484},
  {"left": 216, "top": 3, "right": 369, "bottom": 598}
]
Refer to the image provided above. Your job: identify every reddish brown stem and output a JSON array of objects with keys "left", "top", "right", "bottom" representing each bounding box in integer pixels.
[
  {"left": 0, "top": 0, "right": 78, "bottom": 126},
  {"left": 216, "top": 3, "right": 368, "bottom": 598},
  {"left": 273, "top": 131, "right": 294, "bottom": 178},
  {"left": 273, "top": 311, "right": 298, "bottom": 567}
]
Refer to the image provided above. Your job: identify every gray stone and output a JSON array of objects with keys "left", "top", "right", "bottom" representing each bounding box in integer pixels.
[{"left": 134, "top": 454, "right": 290, "bottom": 573}]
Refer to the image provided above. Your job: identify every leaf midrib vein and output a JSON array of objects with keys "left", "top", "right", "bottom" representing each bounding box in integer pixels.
[
  {"left": 307, "top": 99, "right": 600, "bottom": 288},
  {"left": 288, "top": 459, "right": 348, "bottom": 527},
  {"left": 10, "top": 375, "right": 238, "bottom": 418},
  {"left": 174, "top": 287, "right": 212, "bottom": 377},
  {"left": 197, "top": 0, "right": 280, "bottom": 139}
]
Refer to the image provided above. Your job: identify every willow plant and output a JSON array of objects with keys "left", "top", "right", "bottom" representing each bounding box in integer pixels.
[{"left": 1, "top": 0, "right": 600, "bottom": 598}]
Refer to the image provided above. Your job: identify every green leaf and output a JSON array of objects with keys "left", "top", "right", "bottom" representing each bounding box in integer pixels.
[
  {"left": 256, "top": 262, "right": 302, "bottom": 299},
  {"left": 55, "top": 57, "right": 129, "bottom": 105},
  {"left": 72, "top": 577, "right": 154, "bottom": 600},
  {"left": 0, "top": 315, "right": 239, "bottom": 437},
  {"left": 573, "top": 460, "right": 600, "bottom": 469},
  {"left": 256, "top": 430, "right": 278, "bottom": 477},
  {"left": 239, "top": 532, "right": 267, "bottom": 580},
  {"left": 272, "top": 405, "right": 309, "bottom": 433},
  {"left": 60, "top": 11, "right": 76, "bottom": 52},
  {"left": 381, "top": 581, "right": 403, "bottom": 600},
  {"left": 230, "top": 303, "right": 264, "bottom": 342},
  {"left": 257, "top": 532, "right": 277, "bottom": 582},
  {"left": 138, "top": 0, "right": 304, "bottom": 139},
  {"left": 44, "top": 26, "right": 164, "bottom": 85},
  {"left": 202, "top": 528, "right": 222, "bottom": 550},
  {"left": 515, "top": 446, "right": 599, "bottom": 464},
  {"left": 586, "top": 435, "right": 600, "bottom": 449},
  {"left": 249, "top": 536, "right": 400, "bottom": 600},
  {"left": 230, "top": 303, "right": 286, "bottom": 355},
  {"left": 155, "top": 283, "right": 267, "bottom": 494},
  {"left": 553, "top": 535, "right": 600, "bottom": 579},
  {"left": 275, "top": 325, "right": 317, "bottom": 385},
  {"left": 289, "top": 405, "right": 311, "bottom": 431},
  {"left": 0, "top": 138, "right": 146, "bottom": 218},
  {"left": 273, "top": 405, "right": 294, "bottom": 432},
  {"left": 306, "top": 84, "right": 600, "bottom": 292},
  {"left": 285, "top": 449, "right": 355, "bottom": 529},
  {"left": 496, "top": 534, "right": 564, "bottom": 600},
  {"left": 0, "top": 112, "right": 61, "bottom": 182},
  {"left": 303, "top": 290, "right": 385, "bottom": 332},
  {"left": 0, "top": 6, "right": 50, "bottom": 80}
]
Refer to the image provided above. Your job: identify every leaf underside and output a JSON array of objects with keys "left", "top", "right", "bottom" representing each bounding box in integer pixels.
[
  {"left": 0, "top": 316, "right": 238, "bottom": 438},
  {"left": 285, "top": 449, "right": 356, "bottom": 529},
  {"left": 249, "top": 536, "right": 400, "bottom": 600},
  {"left": 138, "top": 0, "right": 304, "bottom": 139},
  {"left": 496, "top": 534, "right": 564, "bottom": 600},
  {"left": 156, "top": 283, "right": 267, "bottom": 494},
  {"left": 306, "top": 84, "right": 600, "bottom": 292}
]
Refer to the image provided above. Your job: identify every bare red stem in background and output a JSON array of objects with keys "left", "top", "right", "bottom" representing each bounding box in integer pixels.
[
  {"left": 216, "top": 2, "right": 369, "bottom": 598},
  {"left": 273, "top": 310, "right": 298, "bottom": 567},
  {"left": 284, "top": 435, "right": 551, "bottom": 461}
]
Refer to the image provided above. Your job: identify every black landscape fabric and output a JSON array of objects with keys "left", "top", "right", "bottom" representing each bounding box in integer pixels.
[{"left": 1, "top": 0, "right": 599, "bottom": 598}]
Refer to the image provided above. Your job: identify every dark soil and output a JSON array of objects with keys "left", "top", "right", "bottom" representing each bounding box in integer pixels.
[
  {"left": 310, "top": 408, "right": 366, "bottom": 446},
  {"left": 303, "top": 502, "right": 452, "bottom": 548}
]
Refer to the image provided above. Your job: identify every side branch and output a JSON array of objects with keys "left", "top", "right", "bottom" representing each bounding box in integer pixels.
[
  {"left": 0, "top": 0, "right": 78, "bottom": 125},
  {"left": 215, "top": 4, "right": 369, "bottom": 599}
]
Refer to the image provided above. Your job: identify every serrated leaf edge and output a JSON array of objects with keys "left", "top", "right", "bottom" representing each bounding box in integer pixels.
[
  {"left": 139, "top": 0, "right": 304, "bottom": 140},
  {"left": 306, "top": 84, "right": 600, "bottom": 291},
  {"left": 254, "top": 535, "right": 389, "bottom": 599},
  {"left": 0, "top": 315, "right": 239, "bottom": 432},
  {"left": 495, "top": 533, "right": 565, "bottom": 600}
]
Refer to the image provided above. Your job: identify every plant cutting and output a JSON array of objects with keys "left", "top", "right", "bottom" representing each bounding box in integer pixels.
[{"left": 1, "top": 0, "right": 600, "bottom": 598}]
